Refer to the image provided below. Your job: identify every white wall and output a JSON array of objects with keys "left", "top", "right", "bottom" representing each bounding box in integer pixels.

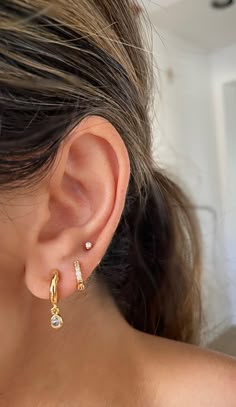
[
  {"left": 210, "top": 45, "right": 236, "bottom": 324},
  {"left": 151, "top": 29, "right": 233, "bottom": 343},
  {"left": 223, "top": 84, "right": 236, "bottom": 303}
]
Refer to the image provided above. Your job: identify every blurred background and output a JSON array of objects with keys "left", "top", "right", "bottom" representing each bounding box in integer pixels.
[{"left": 136, "top": 0, "right": 236, "bottom": 355}]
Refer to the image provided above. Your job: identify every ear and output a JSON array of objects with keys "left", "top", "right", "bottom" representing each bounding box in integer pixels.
[{"left": 24, "top": 116, "right": 130, "bottom": 300}]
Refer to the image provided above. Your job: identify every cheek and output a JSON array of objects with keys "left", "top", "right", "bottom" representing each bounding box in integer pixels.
[
  {"left": 0, "top": 187, "right": 49, "bottom": 287},
  {"left": 0, "top": 207, "right": 28, "bottom": 284}
]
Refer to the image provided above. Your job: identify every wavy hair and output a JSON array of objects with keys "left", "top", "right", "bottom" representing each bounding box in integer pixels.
[{"left": 0, "top": 0, "right": 202, "bottom": 343}]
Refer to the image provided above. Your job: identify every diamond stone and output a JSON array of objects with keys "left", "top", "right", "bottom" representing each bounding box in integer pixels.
[
  {"left": 85, "top": 242, "right": 92, "bottom": 250},
  {"left": 51, "top": 314, "right": 63, "bottom": 329}
]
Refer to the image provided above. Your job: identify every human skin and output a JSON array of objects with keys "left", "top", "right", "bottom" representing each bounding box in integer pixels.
[{"left": 0, "top": 116, "right": 235, "bottom": 406}]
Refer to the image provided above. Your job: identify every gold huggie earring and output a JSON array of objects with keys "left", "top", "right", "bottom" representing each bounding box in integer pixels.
[
  {"left": 74, "top": 260, "right": 85, "bottom": 291},
  {"left": 50, "top": 270, "right": 64, "bottom": 329}
]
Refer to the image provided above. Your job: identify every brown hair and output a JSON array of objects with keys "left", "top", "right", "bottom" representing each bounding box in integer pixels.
[{"left": 0, "top": 0, "right": 202, "bottom": 343}]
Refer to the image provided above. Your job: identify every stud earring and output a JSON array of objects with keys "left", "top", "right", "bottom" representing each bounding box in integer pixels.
[
  {"left": 74, "top": 260, "right": 85, "bottom": 291},
  {"left": 85, "top": 241, "right": 93, "bottom": 250},
  {"left": 50, "top": 270, "right": 63, "bottom": 329}
]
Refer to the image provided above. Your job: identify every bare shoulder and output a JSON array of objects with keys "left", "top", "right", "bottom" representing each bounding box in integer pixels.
[{"left": 134, "top": 330, "right": 236, "bottom": 407}]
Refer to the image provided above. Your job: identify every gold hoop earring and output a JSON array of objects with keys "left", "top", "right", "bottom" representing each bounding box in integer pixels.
[
  {"left": 74, "top": 260, "right": 85, "bottom": 291},
  {"left": 50, "top": 270, "right": 63, "bottom": 329}
]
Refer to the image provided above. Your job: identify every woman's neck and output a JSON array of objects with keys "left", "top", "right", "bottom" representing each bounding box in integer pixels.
[{"left": 0, "top": 278, "right": 141, "bottom": 406}]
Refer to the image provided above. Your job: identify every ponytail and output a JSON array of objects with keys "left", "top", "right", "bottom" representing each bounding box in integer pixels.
[{"left": 98, "top": 168, "right": 202, "bottom": 345}]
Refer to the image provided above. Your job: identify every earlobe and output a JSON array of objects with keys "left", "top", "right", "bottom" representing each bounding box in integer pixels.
[{"left": 24, "top": 116, "right": 130, "bottom": 301}]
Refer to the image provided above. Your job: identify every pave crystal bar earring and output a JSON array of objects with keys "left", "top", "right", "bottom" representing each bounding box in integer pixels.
[
  {"left": 74, "top": 260, "right": 85, "bottom": 291},
  {"left": 50, "top": 270, "right": 63, "bottom": 329}
]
